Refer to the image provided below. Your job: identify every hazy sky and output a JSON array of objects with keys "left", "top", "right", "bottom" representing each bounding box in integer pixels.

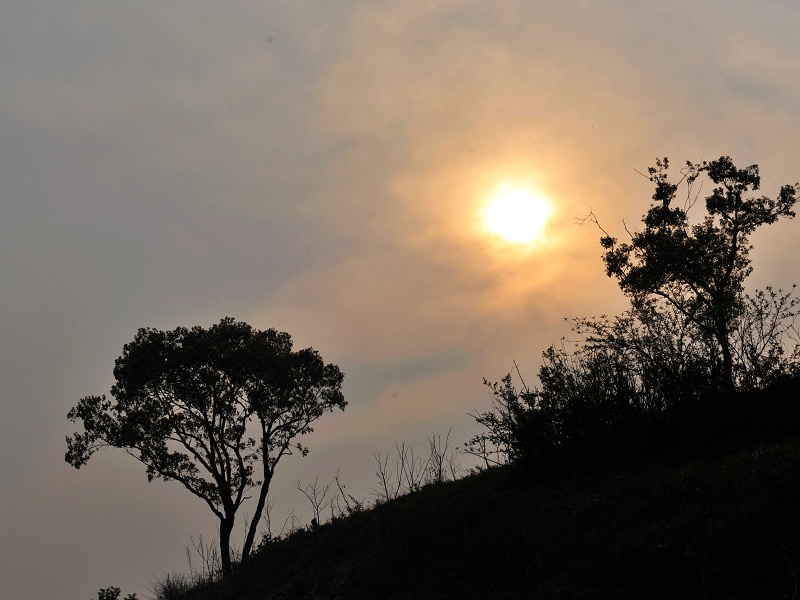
[{"left": 2, "top": 2, "right": 800, "bottom": 598}]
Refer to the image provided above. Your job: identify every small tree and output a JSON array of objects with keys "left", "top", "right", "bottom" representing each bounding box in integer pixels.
[
  {"left": 596, "top": 156, "right": 797, "bottom": 393},
  {"left": 66, "top": 318, "right": 345, "bottom": 577},
  {"left": 465, "top": 369, "right": 546, "bottom": 469}
]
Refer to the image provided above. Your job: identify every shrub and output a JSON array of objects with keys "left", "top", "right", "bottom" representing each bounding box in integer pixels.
[{"left": 469, "top": 290, "right": 800, "bottom": 477}]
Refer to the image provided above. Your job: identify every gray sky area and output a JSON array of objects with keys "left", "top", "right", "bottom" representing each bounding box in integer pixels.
[{"left": 2, "top": 2, "right": 800, "bottom": 598}]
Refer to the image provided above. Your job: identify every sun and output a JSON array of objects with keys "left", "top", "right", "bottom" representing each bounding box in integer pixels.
[{"left": 481, "top": 184, "right": 554, "bottom": 245}]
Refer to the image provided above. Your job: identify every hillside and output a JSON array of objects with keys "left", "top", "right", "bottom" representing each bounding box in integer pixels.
[{"left": 175, "top": 436, "right": 800, "bottom": 600}]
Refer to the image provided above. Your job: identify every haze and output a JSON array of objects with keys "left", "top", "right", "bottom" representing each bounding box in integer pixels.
[{"left": 2, "top": 2, "right": 799, "bottom": 598}]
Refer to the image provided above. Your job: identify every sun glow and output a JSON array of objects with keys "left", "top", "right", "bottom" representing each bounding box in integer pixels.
[{"left": 481, "top": 184, "right": 554, "bottom": 245}]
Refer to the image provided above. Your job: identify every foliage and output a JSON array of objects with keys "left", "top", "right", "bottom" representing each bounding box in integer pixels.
[
  {"left": 466, "top": 300, "right": 710, "bottom": 469},
  {"left": 733, "top": 285, "right": 800, "bottom": 389},
  {"left": 469, "top": 288, "right": 800, "bottom": 473},
  {"left": 94, "top": 587, "right": 137, "bottom": 600},
  {"left": 594, "top": 156, "right": 798, "bottom": 392},
  {"left": 465, "top": 371, "right": 540, "bottom": 467},
  {"left": 66, "top": 317, "right": 345, "bottom": 576}
]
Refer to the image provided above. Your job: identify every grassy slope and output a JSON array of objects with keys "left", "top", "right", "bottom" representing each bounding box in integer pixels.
[{"left": 181, "top": 437, "right": 800, "bottom": 600}]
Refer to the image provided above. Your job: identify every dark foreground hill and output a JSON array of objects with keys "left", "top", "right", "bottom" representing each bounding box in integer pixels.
[{"left": 176, "top": 436, "right": 800, "bottom": 600}]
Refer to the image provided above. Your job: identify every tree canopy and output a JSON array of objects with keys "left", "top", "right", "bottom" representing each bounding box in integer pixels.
[
  {"left": 597, "top": 156, "right": 797, "bottom": 392},
  {"left": 66, "top": 317, "right": 345, "bottom": 576}
]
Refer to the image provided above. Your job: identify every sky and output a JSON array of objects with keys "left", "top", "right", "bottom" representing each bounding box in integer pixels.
[{"left": 2, "top": 1, "right": 800, "bottom": 598}]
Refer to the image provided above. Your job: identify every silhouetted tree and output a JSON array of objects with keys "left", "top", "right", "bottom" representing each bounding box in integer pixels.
[
  {"left": 471, "top": 157, "right": 800, "bottom": 474},
  {"left": 595, "top": 156, "right": 798, "bottom": 393},
  {"left": 66, "top": 318, "right": 345, "bottom": 577}
]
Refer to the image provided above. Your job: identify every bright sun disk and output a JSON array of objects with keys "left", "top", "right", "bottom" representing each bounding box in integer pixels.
[{"left": 482, "top": 185, "right": 554, "bottom": 245}]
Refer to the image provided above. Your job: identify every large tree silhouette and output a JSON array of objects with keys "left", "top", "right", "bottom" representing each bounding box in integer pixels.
[
  {"left": 596, "top": 156, "right": 797, "bottom": 393},
  {"left": 66, "top": 317, "right": 345, "bottom": 576}
]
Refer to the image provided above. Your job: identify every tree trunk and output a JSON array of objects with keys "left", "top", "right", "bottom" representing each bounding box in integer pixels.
[
  {"left": 721, "top": 339, "right": 735, "bottom": 396},
  {"left": 241, "top": 463, "right": 273, "bottom": 560},
  {"left": 219, "top": 514, "right": 235, "bottom": 577},
  {"left": 715, "top": 315, "right": 735, "bottom": 397}
]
